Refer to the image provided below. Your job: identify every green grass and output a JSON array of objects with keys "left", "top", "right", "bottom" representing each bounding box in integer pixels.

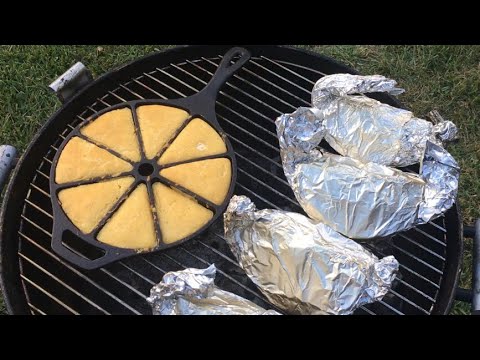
[{"left": 0, "top": 45, "right": 478, "bottom": 315}]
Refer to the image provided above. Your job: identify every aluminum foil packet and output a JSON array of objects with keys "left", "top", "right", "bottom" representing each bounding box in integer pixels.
[
  {"left": 146, "top": 264, "right": 280, "bottom": 315},
  {"left": 276, "top": 108, "right": 460, "bottom": 239},
  {"left": 310, "top": 73, "right": 458, "bottom": 167},
  {"left": 224, "top": 195, "right": 399, "bottom": 315}
]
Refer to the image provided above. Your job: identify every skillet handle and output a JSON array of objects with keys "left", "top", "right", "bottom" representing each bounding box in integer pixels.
[
  {"left": 51, "top": 233, "right": 131, "bottom": 270},
  {"left": 200, "top": 47, "right": 251, "bottom": 98}
]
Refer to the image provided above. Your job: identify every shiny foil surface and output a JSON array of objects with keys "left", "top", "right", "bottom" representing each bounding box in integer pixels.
[
  {"left": 310, "top": 74, "right": 458, "bottom": 167},
  {"left": 276, "top": 106, "right": 459, "bottom": 239},
  {"left": 146, "top": 264, "right": 280, "bottom": 315},
  {"left": 224, "top": 195, "right": 399, "bottom": 315}
]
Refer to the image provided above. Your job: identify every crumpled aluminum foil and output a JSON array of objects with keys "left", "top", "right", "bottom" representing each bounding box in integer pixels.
[
  {"left": 276, "top": 108, "right": 460, "bottom": 239},
  {"left": 146, "top": 264, "right": 280, "bottom": 315},
  {"left": 224, "top": 195, "right": 399, "bottom": 315},
  {"left": 310, "top": 73, "right": 458, "bottom": 167}
]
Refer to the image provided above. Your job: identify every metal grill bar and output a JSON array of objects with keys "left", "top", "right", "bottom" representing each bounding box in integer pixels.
[
  {"left": 28, "top": 302, "right": 46, "bottom": 315},
  {"left": 393, "top": 277, "right": 435, "bottom": 302},
  {"left": 364, "top": 243, "right": 440, "bottom": 289},
  {"left": 21, "top": 275, "right": 78, "bottom": 314},
  {"left": 249, "top": 59, "right": 313, "bottom": 95},
  {"left": 218, "top": 56, "right": 311, "bottom": 106},
  {"left": 237, "top": 167, "right": 300, "bottom": 208},
  {"left": 377, "top": 299, "right": 404, "bottom": 315},
  {"left": 359, "top": 306, "right": 376, "bottom": 315},
  {"left": 278, "top": 59, "right": 328, "bottom": 77},
  {"left": 29, "top": 183, "right": 50, "bottom": 198},
  {"left": 108, "top": 90, "right": 126, "bottom": 102},
  {"left": 20, "top": 215, "right": 52, "bottom": 237},
  {"left": 200, "top": 57, "right": 298, "bottom": 111},
  {"left": 397, "top": 233, "right": 446, "bottom": 261},
  {"left": 24, "top": 199, "right": 53, "bottom": 219},
  {"left": 18, "top": 231, "right": 141, "bottom": 314},
  {"left": 236, "top": 183, "right": 282, "bottom": 210},
  {"left": 118, "top": 262, "right": 156, "bottom": 286},
  {"left": 42, "top": 156, "right": 52, "bottom": 164},
  {"left": 140, "top": 257, "right": 166, "bottom": 274},
  {"left": 228, "top": 135, "right": 283, "bottom": 169},
  {"left": 19, "top": 252, "right": 110, "bottom": 314},
  {"left": 36, "top": 169, "right": 49, "bottom": 180},
  {"left": 427, "top": 220, "right": 447, "bottom": 233},
  {"left": 413, "top": 227, "right": 447, "bottom": 246},
  {"left": 99, "top": 268, "right": 147, "bottom": 300},
  {"left": 235, "top": 152, "right": 290, "bottom": 188},
  {"left": 260, "top": 56, "right": 317, "bottom": 85},
  {"left": 385, "top": 288, "right": 430, "bottom": 314},
  {"left": 389, "top": 243, "right": 444, "bottom": 275}
]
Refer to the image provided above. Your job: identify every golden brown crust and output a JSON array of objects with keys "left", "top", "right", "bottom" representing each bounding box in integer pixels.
[
  {"left": 81, "top": 108, "right": 141, "bottom": 162},
  {"left": 158, "top": 118, "right": 227, "bottom": 165},
  {"left": 160, "top": 158, "right": 232, "bottom": 205},
  {"left": 137, "top": 105, "right": 189, "bottom": 159},
  {"left": 55, "top": 137, "right": 133, "bottom": 184},
  {"left": 58, "top": 177, "right": 134, "bottom": 234},
  {"left": 153, "top": 183, "right": 213, "bottom": 244},
  {"left": 97, "top": 184, "right": 157, "bottom": 249}
]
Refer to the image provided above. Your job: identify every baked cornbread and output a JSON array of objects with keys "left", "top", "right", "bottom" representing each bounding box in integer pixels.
[
  {"left": 137, "top": 105, "right": 189, "bottom": 159},
  {"left": 158, "top": 118, "right": 227, "bottom": 165},
  {"left": 153, "top": 182, "right": 213, "bottom": 244},
  {"left": 160, "top": 158, "right": 232, "bottom": 205},
  {"left": 81, "top": 108, "right": 141, "bottom": 162},
  {"left": 55, "top": 137, "right": 133, "bottom": 184},
  {"left": 55, "top": 105, "right": 232, "bottom": 251},
  {"left": 58, "top": 177, "right": 134, "bottom": 234},
  {"left": 97, "top": 184, "right": 157, "bottom": 249}
]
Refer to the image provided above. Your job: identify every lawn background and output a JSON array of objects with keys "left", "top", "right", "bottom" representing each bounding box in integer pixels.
[{"left": 0, "top": 45, "right": 478, "bottom": 315}]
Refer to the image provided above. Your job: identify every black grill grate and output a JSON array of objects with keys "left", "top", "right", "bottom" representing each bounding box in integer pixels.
[{"left": 15, "top": 53, "right": 452, "bottom": 315}]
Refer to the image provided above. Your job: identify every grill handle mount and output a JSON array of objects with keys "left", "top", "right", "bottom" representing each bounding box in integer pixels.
[
  {"left": 472, "top": 219, "right": 480, "bottom": 314},
  {"left": 0, "top": 145, "right": 18, "bottom": 193},
  {"left": 49, "top": 62, "right": 93, "bottom": 103}
]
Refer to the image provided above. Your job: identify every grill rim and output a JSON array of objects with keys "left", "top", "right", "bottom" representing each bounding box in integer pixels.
[{"left": 0, "top": 45, "right": 464, "bottom": 315}]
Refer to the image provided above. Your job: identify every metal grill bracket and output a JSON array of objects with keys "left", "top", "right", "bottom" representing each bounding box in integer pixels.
[
  {"left": 49, "top": 62, "right": 93, "bottom": 103},
  {"left": 0, "top": 145, "right": 17, "bottom": 191}
]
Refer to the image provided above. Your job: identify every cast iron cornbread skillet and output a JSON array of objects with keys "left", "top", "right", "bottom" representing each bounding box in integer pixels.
[{"left": 49, "top": 47, "right": 250, "bottom": 269}]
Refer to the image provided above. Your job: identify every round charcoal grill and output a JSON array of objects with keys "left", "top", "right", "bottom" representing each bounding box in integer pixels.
[{"left": 0, "top": 45, "right": 463, "bottom": 315}]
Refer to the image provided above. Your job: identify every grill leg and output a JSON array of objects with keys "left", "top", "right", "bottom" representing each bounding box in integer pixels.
[{"left": 472, "top": 219, "right": 480, "bottom": 314}]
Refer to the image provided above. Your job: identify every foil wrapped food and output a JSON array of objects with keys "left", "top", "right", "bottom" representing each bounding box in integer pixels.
[
  {"left": 146, "top": 264, "right": 280, "bottom": 315},
  {"left": 224, "top": 195, "right": 399, "bottom": 315},
  {"left": 311, "top": 73, "right": 458, "bottom": 167},
  {"left": 276, "top": 108, "right": 460, "bottom": 239}
]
